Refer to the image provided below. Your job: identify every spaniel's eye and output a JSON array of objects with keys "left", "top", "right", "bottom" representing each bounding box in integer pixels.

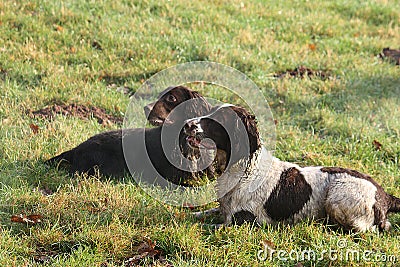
[{"left": 166, "top": 94, "right": 177, "bottom": 103}]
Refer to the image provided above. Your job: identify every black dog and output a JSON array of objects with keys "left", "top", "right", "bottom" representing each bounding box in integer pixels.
[{"left": 47, "top": 86, "right": 217, "bottom": 185}]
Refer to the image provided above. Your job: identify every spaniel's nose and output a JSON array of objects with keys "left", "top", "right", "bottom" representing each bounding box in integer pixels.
[
  {"left": 143, "top": 102, "right": 154, "bottom": 118},
  {"left": 184, "top": 119, "right": 203, "bottom": 136}
]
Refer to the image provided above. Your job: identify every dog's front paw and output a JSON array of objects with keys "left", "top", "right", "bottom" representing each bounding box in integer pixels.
[
  {"left": 191, "top": 207, "right": 220, "bottom": 219},
  {"left": 192, "top": 210, "right": 205, "bottom": 219}
]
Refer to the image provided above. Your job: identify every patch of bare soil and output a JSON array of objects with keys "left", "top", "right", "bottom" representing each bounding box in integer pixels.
[
  {"left": 28, "top": 103, "right": 123, "bottom": 126},
  {"left": 33, "top": 249, "right": 58, "bottom": 264},
  {"left": 33, "top": 241, "right": 82, "bottom": 265},
  {"left": 379, "top": 47, "right": 400, "bottom": 65},
  {"left": 274, "top": 65, "right": 331, "bottom": 80},
  {"left": 124, "top": 238, "right": 173, "bottom": 267}
]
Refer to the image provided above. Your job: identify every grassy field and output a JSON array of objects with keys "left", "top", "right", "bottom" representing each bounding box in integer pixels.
[{"left": 1, "top": 0, "right": 399, "bottom": 266}]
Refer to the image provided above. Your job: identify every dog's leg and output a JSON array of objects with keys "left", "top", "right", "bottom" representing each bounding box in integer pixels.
[
  {"left": 201, "top": 223, "right": 224, "bottom": 230},
  {"left": 192, "top": 207, "right": 220, "bottom": 219}
]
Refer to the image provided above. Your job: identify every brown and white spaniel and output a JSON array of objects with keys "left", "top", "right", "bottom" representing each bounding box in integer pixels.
[{"left": 184, "top": 105, "right": 400, "bottom": 232}]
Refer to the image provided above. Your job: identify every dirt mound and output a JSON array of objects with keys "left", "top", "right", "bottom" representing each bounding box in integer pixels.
[
  {"left": 379, "top": 47, "right": 400, "bottom": 65},
  {"left": 274, "top": 65, "right": 331, "bottom": 80},
  {"left": 28, "top": 103, "right": 123, "bottom": 126}
]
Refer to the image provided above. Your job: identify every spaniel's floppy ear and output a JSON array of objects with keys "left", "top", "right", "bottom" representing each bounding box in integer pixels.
[
  {"left": 233, "top": 107, "right": 261, "bottom": 156},
  {"left": 244, "top": 114, "right": 261, "bottom": 155}
]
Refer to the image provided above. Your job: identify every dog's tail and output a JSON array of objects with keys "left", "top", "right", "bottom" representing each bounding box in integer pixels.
[
  {"left": 388, "top": 194, "right": 400, "bottom": 213},
  {"left": 46, "top": 150, "right": 73, "bottom": 166}
]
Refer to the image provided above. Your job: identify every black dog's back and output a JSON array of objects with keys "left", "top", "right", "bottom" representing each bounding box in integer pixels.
[{"left": 46, "top": 130, "right": 127, "bottom": 177}]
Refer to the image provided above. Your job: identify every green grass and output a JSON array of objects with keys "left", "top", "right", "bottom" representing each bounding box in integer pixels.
[{"left": 1, "top": 0, "right": 400, "bottom": 266}]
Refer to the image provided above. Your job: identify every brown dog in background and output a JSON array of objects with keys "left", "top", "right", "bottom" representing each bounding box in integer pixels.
[{"left": 47, "top": 86, "right": 224, "bottom": 185}]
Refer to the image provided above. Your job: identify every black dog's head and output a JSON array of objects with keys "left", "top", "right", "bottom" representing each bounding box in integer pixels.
[
  {"left": 184, "top": 105, "right": 261, "bottom": 166},
  {"left": 144, "top": 85, "right": 211, "bottom": 126}
]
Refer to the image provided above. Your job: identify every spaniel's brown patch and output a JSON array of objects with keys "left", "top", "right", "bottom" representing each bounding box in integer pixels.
[{"left": 264, "top": 167, "right": 312, "bottom": 221}]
